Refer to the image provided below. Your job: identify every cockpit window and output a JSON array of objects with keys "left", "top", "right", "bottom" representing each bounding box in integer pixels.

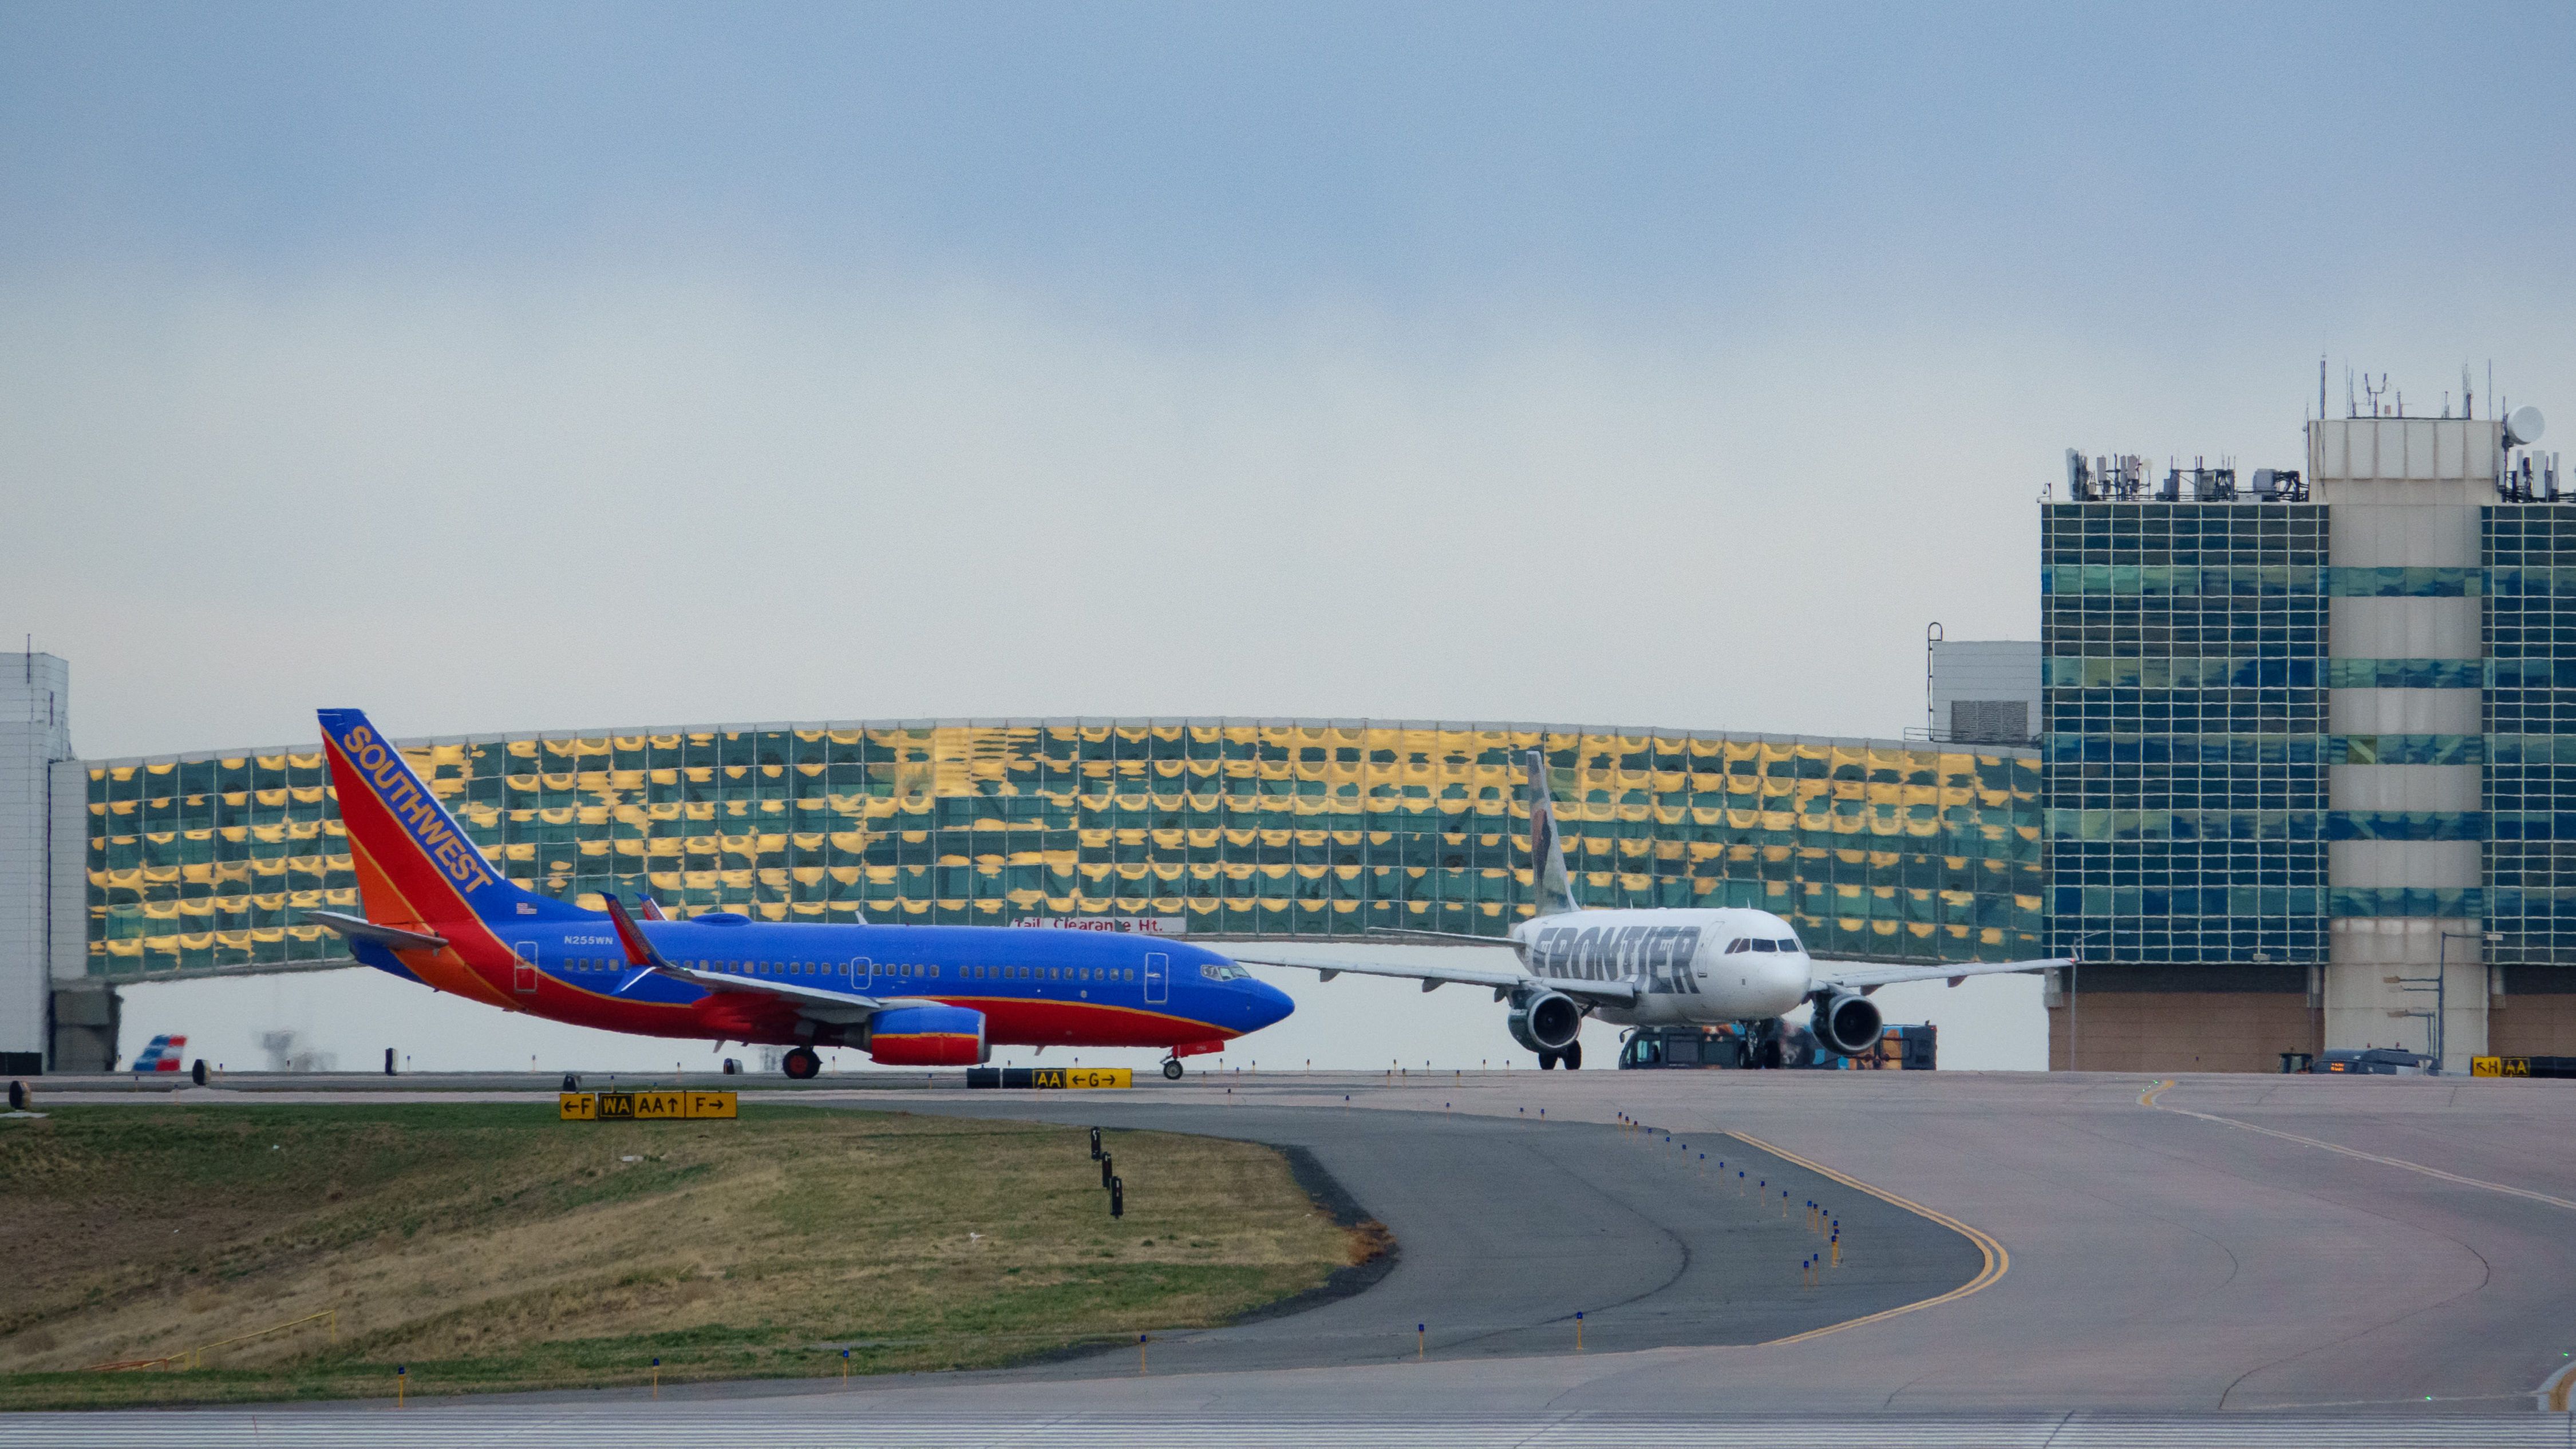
[
  {"left": 1199, "top": 961, "right": 1250, "bottom": 981},
  {"left": 1750, "top": 939, "right": 1777, "bottom": 953},
  {"left": 1777, "top": 937, "right": 1802, "bottom": 953}
]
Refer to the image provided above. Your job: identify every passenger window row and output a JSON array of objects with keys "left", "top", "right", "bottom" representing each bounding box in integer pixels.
[
  {"left": 963, "top": 965, "right": 1133, "bottom": 983},
  {"left": 557, "top": 955, "right": 1137, "bottom": 985}
]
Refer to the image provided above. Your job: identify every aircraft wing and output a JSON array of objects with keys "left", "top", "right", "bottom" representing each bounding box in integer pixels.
[
  {"left": 1364, "top": 925, "right": 1519, "bottom": 946},
  {"left": 1234, "top": 949, "right": 1639, "bottom": 1006},
  {"left": 601, "top": 896, "right": 886, "bottom": 1025},
  {"left": 1811, "top": 955, "right": 2071, "bottom": 992}
]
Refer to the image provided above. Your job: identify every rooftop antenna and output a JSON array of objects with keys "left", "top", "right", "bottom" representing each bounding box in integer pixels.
[
  {"left": 2320, "top": 355, "right": 2328, "bottom": 421},
  {"left": 2345, "top": 366, "right": 2357, "bottom": 419},
  {"left": 2464, "top": 362, "right": 2475, "bottom": 421}
]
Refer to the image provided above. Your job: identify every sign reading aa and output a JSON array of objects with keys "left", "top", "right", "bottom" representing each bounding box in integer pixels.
[
  {"left": 559, "top": 1091, "right": 740, "bottom": 1120},
  {"left": 965, "top": 1067, "right": 1132, "bottom": 1090},
  {"left": 2470, "top": 1056, "right": 2576, "bottom": 1079}
]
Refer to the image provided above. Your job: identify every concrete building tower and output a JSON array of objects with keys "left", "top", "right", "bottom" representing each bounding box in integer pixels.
[
  {"left": 2309, "top": 417, "right": 2496, "bottom": 1072},
  {"left": 1, "top": 652, "right": 83, "bottom": 1072}
]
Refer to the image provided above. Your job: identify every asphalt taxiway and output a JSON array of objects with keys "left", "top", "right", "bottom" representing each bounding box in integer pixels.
[{"left": 10, "top": 1068, "right": 2576, "bottom": 1443}]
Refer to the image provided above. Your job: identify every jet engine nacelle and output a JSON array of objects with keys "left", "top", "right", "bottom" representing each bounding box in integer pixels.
[
  {"left": 1808, "top": 990, "right": 1884, "bottom": 1058},
  {"left": 866, "top": 1004, "right": 989, "bottom": 1066},
  {"left": 1507, "top": 989, "right": 1584, "bottom": 1054}
]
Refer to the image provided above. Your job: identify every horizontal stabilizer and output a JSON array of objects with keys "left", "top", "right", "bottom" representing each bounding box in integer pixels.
[{"left": 306, "top": 910, "right": 448, "bottom": 953}]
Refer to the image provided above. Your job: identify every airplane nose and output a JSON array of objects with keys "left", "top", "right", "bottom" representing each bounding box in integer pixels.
[{"left": 1248, "top": 978, "right": 1295, "bottom": 1028}]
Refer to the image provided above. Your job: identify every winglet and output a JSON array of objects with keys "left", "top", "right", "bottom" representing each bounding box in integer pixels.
[
  {"left": 602, "top": 895, "right": 671, "bottom": 971},
  {"left": 603, "top": 895, "right": 706, "bottom": 997}
]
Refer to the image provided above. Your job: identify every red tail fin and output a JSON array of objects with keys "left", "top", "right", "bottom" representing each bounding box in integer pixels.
[{"left": 317, "top": 708, "right": 582, "bottom": 928}]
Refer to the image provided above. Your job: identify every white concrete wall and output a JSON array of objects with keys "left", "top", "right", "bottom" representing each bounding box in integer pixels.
[
  {"left": 1931, "top": 640, "right": 2040, "bottom": 742},
  {"left": 2326, "top": 688, "right": 2483, "bottom": 734},
  {"left": 0, "top": 654, "right": 73, "bottom": 1064},
  {"left": 2328, "top": 764, "right": 2479, "bottom": 811},
  {"left": 2325, "top": 917, "right": 2486, "bottom": 1066},
  {"left": 2310, "top": 418, "right": 2501, "bottom": 505},
  {"left": 2326, "top": 598, "right": 2481, "bottom": 657},
  {"left": 2326, "top": 840, "right": 2480, "bottom": 888},
  {"left": 2327, "top": 501, "right": 2479, "bottom": 565},
  {"left": 2313, "top": 418, "right": 2494, "bottom": 1071}
]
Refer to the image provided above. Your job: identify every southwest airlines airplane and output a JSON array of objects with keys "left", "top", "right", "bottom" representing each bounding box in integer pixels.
[
  {"left": 1239, "top": 751, "right": 2068, "bottom": 1068},
  {"left": 306, "top": 709, "right": 1291, "bottom": 1079}
]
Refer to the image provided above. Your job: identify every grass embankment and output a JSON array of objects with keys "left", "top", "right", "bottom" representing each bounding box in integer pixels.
[{"left": 0, "top": 1103, "right": 1375, "bottom": 1410}]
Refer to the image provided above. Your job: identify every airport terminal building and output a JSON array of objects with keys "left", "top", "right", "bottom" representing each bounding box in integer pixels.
[
  {"left": 2046, "top": 411, "right": 2576, "bottom": 1072},
  {"left": 0, "top": 691, "right": 2043, "bottom": 1071},
  {"left": 6, "top": 401, "right": 2571, "bottom": 1075}
]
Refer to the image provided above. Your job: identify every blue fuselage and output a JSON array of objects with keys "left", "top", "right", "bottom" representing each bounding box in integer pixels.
[{"left": 353, "top": 914, "right": 1293, "bottom": 1050}]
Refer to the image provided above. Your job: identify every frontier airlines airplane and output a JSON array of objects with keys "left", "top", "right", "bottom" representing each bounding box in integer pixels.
[{"left": 1238, "top": 751, "right": 2067, "bottom": 1069}]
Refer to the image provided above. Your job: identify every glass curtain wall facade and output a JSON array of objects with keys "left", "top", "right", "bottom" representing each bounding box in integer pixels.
[
  {"left": 2484, "top": 510, "right": 2576, "bottom": 971},
  {"left": 2045, "top": 498, "right": 2576, "bottom": 973},
  {"left": 82, "top": 722, "right": 2042, "bottom": 979},
  {"left": 2042, "top": 504, "right": 2330, "bottom": 965}
]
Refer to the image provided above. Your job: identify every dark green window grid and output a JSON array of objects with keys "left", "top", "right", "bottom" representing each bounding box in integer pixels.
[
  {"left": 2485, "top": 509, "right": 2576, "bottom": 967},
  {"left": 2044, "top": 503, "right": 2329, "bottom": 965}
]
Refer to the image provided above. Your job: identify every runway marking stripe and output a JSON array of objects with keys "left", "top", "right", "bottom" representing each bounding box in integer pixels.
[
  {"left": 2142, "top": 1077, "right": 2576, "bottom": 1413},
  {"left": 2137, "top": 1079, "right": 2576, "bottom": 1212},
  {"left": 1722, "top": 1131, "right": 2009, "bottom": 1348}
]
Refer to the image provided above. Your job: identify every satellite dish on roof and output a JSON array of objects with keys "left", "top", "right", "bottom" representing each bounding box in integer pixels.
[{"left": 2507, "top": 405, "right": 2546, "bottom": 446}]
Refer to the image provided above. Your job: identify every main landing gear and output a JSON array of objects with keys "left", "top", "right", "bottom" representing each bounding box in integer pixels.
[
  {"left": 1536, "top": 1043, "right": 1584, "bottom": 1071},
  {"left": 1160, "top": 1057, "right": 1185, "bottom": 1080},
  {"left": 782, "top": 1046, "right": 821, "bottom": 1080}
]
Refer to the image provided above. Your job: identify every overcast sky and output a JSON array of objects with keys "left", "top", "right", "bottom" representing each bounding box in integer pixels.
[{"left": 8, "top": 3, "right": 2566, "bottom": 1070}]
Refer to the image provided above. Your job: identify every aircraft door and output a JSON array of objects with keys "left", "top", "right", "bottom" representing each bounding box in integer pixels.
[
  {"left": 512, "top": 941, "right": 539, "bottom": 996},
  {"left": 854, "top": 957, "right": 872, "bottom": 989},
  {"left": 1143, "top": 953, "right": 1168, "bottom": 1005}
]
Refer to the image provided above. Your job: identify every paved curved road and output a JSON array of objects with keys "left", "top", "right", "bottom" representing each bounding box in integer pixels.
[
  {"left": 13, "top": 1070, "right": 2576, "bottom": 1443},
  {"left": 878, "top": 1098, "right": 1983, "bottom": 1372},
  {"left": 855, "top": 1070, "right": 2576, "bottom": 1415}
]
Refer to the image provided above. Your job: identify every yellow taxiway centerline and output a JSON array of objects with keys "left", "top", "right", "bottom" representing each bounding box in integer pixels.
[{"left": 1725, "top": 1130, "right": 2008, "bottom": 1348}]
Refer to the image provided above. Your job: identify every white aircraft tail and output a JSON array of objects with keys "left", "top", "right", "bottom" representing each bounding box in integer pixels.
[{"left": 1524, "top": 750, "right": 1581, "bottom": 917}]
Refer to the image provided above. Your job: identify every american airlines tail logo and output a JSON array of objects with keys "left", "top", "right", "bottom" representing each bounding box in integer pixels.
[{"left": 335, "top": 723, "right": 496, "bottom": 894}]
